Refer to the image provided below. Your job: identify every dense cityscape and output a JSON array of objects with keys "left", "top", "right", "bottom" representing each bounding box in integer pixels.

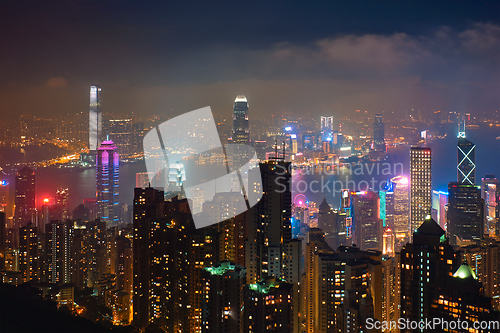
[{"left": 1, "top": 1, "right": 500, "bottom": 333}]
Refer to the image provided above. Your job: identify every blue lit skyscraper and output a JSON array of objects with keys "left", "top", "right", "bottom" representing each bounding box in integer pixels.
[
  {"left": 96, "top": 139, "right": 119, "bottom": 223},
  {"left": 89, "top": 84, "right": 102, "bottom": 151},
  {"left": 457, "top": 136, "right": 476, "bottom": 185}
]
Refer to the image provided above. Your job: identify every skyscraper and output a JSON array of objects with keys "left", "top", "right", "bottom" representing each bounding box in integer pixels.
[
  {"left": 373, "top": 114, "right": 385, "bottom": 151},
  {"left": 108, "top": 119, "right": 133, "bottom": 156},
  {"left": 96, "top": 139, "right": 120, "bottom": 223},
  {"left": 19, "top": 222, "right": 38, "bottom": 282},
  {"left": 14, "top": 167, "right": 36, "bottom": 228},
  {"left": 482, "top": 174, "right": 499, "bottom": 237},
  {"left": 0, "top": 179, "right": 8, "bottom": 213},
  {"left": 45, "top": 221, "right": 73, "bottom": 284},
  {"left": 351, "top": 191, "right": 383, "bottom": 251},
  {"left": 410, "top": 147, "right": 432, "bottom": 236},
  {"left": 391, "top": 176, "right": 410, "bottom": 242},
  {"left": 447, "top": 182, "right": 483, "bottom": 245},
  {"left": 320, "top": 116, "right": 333, "bottom": 142},
  {"left": 232, "top": 95, "right": 249, "bottom": 145},
  {"left": 400, "top": 217, "right": 460, "bottom": 330},
  {"left": 89, "top": 84, "right": 102, "bottom": 151},
  {"left": 457, "top": 137, "right": 476, "bottom": 185}
]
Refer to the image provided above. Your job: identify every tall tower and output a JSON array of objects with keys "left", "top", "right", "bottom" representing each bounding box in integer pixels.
[
  {"left": 89, "top": 84, "right": 103, "bottom": 151},
  {"left": 481, "top": 175, "right": 498, "bottom": 237},
  {"left": 373, "top": 114, "right": 385, "bottom": 151},
  {"left": 410, "top": 147, "right": 432, "bottom": 236},
  {"left": 0, "top": 179, "right": 8, "bottom": 213},
  {"left": 96, "top": 139, "right": 120, "bottom": 223},
  {"left": 447, "top": 182, "right": 483, "bottom": 245},
  {"left": 320, "top": 116, "right": 333, "bottom": 142},
  {"left": 457, "top": 137, "right": 476, "bottom": 185},
  {"left": 19, "top": 222, "right": 38, "bottom": 282},
  {"left": 391, "top": 176, "right": 410, "bottom": 241},
  {"left": 14, "top": 167, "right": 36, "bottom": 228},
  {"left": 232, "top": 95, "right": 249, "bottom": 145}
]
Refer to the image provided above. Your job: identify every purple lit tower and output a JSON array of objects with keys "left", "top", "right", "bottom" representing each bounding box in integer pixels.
[{"left": 96, "top": 138, "right": 120, "bottom": 224}]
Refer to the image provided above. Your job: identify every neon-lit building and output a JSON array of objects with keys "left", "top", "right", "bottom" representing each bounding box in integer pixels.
[
  {"left": 0, "top": 180, "right": 8, "bottom": 213},
  {"left": 481, "top": 174, "right": 498, "bottom": 237},
  {"left": 232, "top": 95, "right": 249, "bottom": 145},
  {"left": 320, "top": 116, "right": 333, "bottom": 142},
  {"left": 96, "top": 139, "right": 120, "bottom": 223},
  {"left": 457, "top": 137, "right": 476, "bottom": 185},
  {"left": 431, "top": 190, "right": 448, "bottom": 231},
  {"left": 391, "top": 175, "right": 410, "bottom": 241},
  {"left": 350, "top": 191, "right": 382, "bottom": 251}
]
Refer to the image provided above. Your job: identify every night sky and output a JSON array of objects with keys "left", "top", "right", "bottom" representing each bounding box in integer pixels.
[{"left": 1, "top": 0, "right": 499, "bottom": 120}]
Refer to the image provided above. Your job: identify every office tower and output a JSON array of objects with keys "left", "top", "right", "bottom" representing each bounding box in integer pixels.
[
  {"left": 201, "top": 262, "right": 245, "bottom": 333},
  {"left": 0, "top": 212, "right": 5, "bottom": 270},
  {"left": 84, "top": 219, "right": 107, "bottom": 288},
  {"left": 89, "top": 84, "right": 102, "bottom": 151},
  {"left": 245, "top": 277, "right": 294, "bottom": 333},
  {"left": 320, "top": 116, "right": 333, "bottom": 142},
  {"left": 482, "top": 175, "right": 499, "bottom": 237},
  {"left": 431, "top": 190, "right": 448, "bottom": 231},
  {"left": 232, "top": 95, "right": 249, "bottom": 145},
  {"left": 351, "top": 191, "right": 383, "bottom": 251},
  {"left": 14, "top": 167, "right": 36, "bottom": 228},
  {"left": 133, "top": 188, "right": 196, "bottom": 330},
  {"left": 0, "top": 179, "right": 8, "bottom": 212},
  {"left": 381, "top": 256, "right": 398, "bottom": 327},
  {"left": 391, "top": 176, "right": 410, "bottom": 243},
  {"left": 96, "top": 139, "right": 120, "bottom": 223},
  {"left": 447, "top": 182, "right": 483, "bottom": 245},
  {"left": 19, "top": 222, "right": 38, "bottom": 282},
  {"left": 45, "top": 221, "right": 73, "bottom": 284},
  {"left": 108, "top": 119, "right": 133, "bottom": 156},
  {"left": 400, "top": 217, "right": 460, "bottom": 329},
  {"left": 245, "top": 160, "right": 292, "bottom": 284},
  {"left": 380, "top": 182, "right": 394, "bottom": 230},
  {"left": 430, "top": 264, "right": 498, "bottom": 329},
  {"left": 410, "top": 147, "right": 432, "bottom": 236},
  {"left": 457, "top": 136, "right": 476, "bottom": 185},
  {"left": 373, "top": 114, "right": 385, "bottom": 151},
  {"left": 282, "top": 238, "right": 302, "bottom": 333}
]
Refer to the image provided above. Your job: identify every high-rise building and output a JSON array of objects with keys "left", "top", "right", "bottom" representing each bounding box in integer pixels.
[
  {"left": 245, "top": 160, "right": 292, "bottom": 284},
  {"left": 0, "top": 179, "right": 8, "bottom": 213},
  {"left": 391, "top": 176, "right": 410, "bottom": 243},
  {"left": 96, "top": 139, "right": 120, "bottom": 223},
  {"left": 135, "top": 172, "right": 151, "bottom": 188},
  {"left": 232, "top": 95, "right": 249, "bottom": 145},
  {"left": 108, "top": 119, "right": 133, "bottom": 156},
  {"left": 45, "top": 221, "right": 73, "bottom": 284},
  {"left": 320, "top": 116, "right": 333, "bottom": 142},
  {"left": 399, "top": 217, "right": 460, "bottom": 330},
  {"left": 245, "top": 277, "right": 294, "bottom": 333},
  {"left": 89, "top": 84, "right": 103, "bottom": 151},
  {"left": 201, "top": 262, "right": 246, "bottom": 333},
  {"left": 431, "top": 190, "right": 448, "bottom": 232},
  {"left": 14, "top": 167, "right": 36, "bottom": 228},
  {"left": 373, "top": 114, "right": 385, "bottom": 151},
  {"left": 132, "top": 122, "right": 145, "bottom": 155},
  {"left": 482, "top": 175, "right": 499, "bottom": 238},
  {"left": 351, "top": 191, "right": 382, "bottom": 251},
  {"left": 55, "top": 188, "right": 69, "bottom": 220},
  {"left": 133, "top": 188, "right": 197, "bottom": 331},
  {"left": 447, "top": 182, "right": 483, "bottom": 246},
  {"left": 19, "top": 222, "right": 38, "bottom": 282},
  {"left": 410, "top": 147, "right": 432, "bottom": 237},
  {"left": 457, "top": 137, "right": 476, "bottom": 185}
]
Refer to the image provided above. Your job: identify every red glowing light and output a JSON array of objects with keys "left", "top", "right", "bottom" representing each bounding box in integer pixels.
[{"left": 43, "top": 198, "right": 50, "bottom": 203}]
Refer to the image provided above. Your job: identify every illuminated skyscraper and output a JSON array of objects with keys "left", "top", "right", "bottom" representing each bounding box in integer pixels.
[
  {"left": 481, "top": 175, "right": 499, "bottom": 237},
  {"left": 96, "top": 139, "right": 120, "bottom": 223},
  {"left": 320, "top": 116, "right": 333, "bottom": 142},
  {"left": 89, "top": 84, "right": 102, "bottom": 151},
  {"left": 351, "top": 191, "right": 382, "bottom": 251},
  {"left": 14, "top": 167, "right": 36, "bottom": 228},
  {"left": 391, "top": 176, "right": 410, "bottom": 242},
  {"left": 457, "top": 137, "right": 476, "bottom": 185},
  {"left": 410, "top": 147, "right": 432, "bottom": 236},
  {"left": 0, "top": 212, "right": 5, "bottom": 271},
  {"left": 373, "top": 114, "right": 385, "bottom": 151},
  {"left": 45, "top": 221, "right": 73, "bottom": 284},
  {"left": 447, "top": 182, "right": 483, "bottom": 246},
  {"left": 108, "top": 119, "right": 133, "bottom": 156},
  {"left": 232, "top": 95, "right": 249, "bottom": 144}
]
